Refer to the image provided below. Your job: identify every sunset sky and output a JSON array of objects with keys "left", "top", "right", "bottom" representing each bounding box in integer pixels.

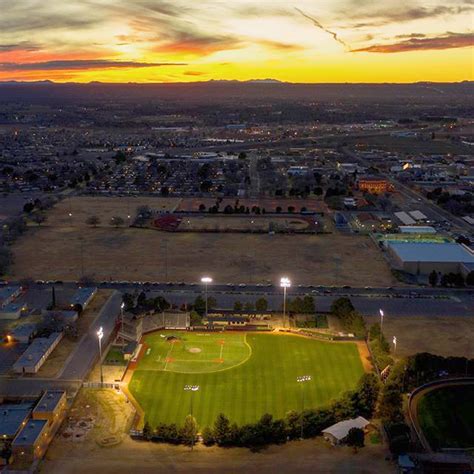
[{"left": 0, "top": 0, "right": 473, "bottom": 83}]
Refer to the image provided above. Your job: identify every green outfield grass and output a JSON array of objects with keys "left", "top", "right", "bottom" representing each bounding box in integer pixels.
[
  {"left": 418, "top": 384, "right": 474, "bottom": 450},
  {"left": 129, "top": 332, "right": 364, "bottom": 428}
]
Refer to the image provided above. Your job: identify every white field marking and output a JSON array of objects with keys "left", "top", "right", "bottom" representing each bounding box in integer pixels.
[
  {"left": 219, "top": 344, "right": 224, "bottom": 360},
  {"left": 162, "top": 342, "right": 176, "bottom": 372}
]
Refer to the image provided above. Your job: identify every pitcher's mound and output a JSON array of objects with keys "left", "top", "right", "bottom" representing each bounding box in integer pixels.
[{"left": 188, "top": 347, "right": 202, "bottom": 354}]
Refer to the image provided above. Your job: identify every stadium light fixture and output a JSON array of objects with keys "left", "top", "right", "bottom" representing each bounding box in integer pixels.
[
  {"left": 297, "top": 375, "right": 312, "bottom": 439},
  {"left": 201, "top": 277, "right": 212, "bottom": 319},
  {"left": 97, "top": 326, "right": 104, "bottom": 385},
  {"left": 184, "top": 384, "right": 200, "bottom": 450},
  {"left": 280, "top": 277, "right": 291, "bottom": 327}
]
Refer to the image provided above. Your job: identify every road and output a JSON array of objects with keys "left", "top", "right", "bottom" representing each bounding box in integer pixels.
[{"left": 58, "top": 290, "right": 122, "bottom": 380}]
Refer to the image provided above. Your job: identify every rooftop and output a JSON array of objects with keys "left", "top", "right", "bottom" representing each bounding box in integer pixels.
[
  {"left": 322, "top": 416, "right": 370, "bottom": 441},
  {"left": 70, "top": 287, "right": 96, "bottom": 306},
  {"left": 0, "top": 403, "right": 32, "bottom": 437},
  {"left": 389, "top": 242, "right": 474, "bottom": 263},
  {"left": 33, "top": 391, "right": 65, "bottom": 414},
  {"left": 0, "top": 286, "right": 21, "bottom": 305},
  {"left": 12, "top": 419, "right": 48, "bottom": 446},
  {"left": 13, "top": 333, "right": 62, "bottom": 369}
]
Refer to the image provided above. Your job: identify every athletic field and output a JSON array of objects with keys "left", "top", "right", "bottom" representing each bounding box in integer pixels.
[
  {"left": 128, "top": 332, "right": 364, "bottom": 428},
  {"left": 418, "top": 384, "right": 474, "bottom": 450}
]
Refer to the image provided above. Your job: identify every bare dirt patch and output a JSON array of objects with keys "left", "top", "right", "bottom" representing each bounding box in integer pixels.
[
  {"left": 365, "top": 315, "right": 474, "bottom": 359},
  {"left": 11, "top": 224, "right": 393, "bottom": 286}
]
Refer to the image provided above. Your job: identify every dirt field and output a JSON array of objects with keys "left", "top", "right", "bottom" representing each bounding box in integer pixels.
[
  {"left": 179, "top": 215, "right": 312, "bottom": 231},
  {"left": 45, "top": 196, "right": 181, "bottom": 227},
  {"left": 42, "top": 388, "right": 394, "bottom": 474},
  {"left": 12, "top": 226, "right": 394, "bottom": 286},
  {"left": 365, "top": 315, "right": 474, "bottom": 359}
]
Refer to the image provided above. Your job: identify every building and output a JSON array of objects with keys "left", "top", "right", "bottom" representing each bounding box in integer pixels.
[
  {"left": 322, "top": 416, "right": 370, "bottom": 445},
  {"left": 11, "top": 323, "right": 38, "bottom": 343},
  {"left": 0, "top": 286, "right": 21, "bottom": 308},
  {"left": 3, "top": 391, "right": 67, "bottom": 467},
  {"left": 32, "top": 390, "right": 67, "bottom": 424},
  {"left": 387, "top": 242, "right": 474, "bottom": 275},
  {"left": 394, "top": 211, "right": 416, "bottom": 226},
  {"left": 11, "top": 419, "right": 49, "bottom": 464},
  {"left": 0, "top": 403, "right": 32, "bottom": 444},
  {"left": 409, "top": 210, "right": 428, "bottom": 222},
  {"left": 69, "top": 287, "right": 97, "bottom": 312},
  {"left": 0, "top": 303, "right": 23, "bottom": 320},
  {"left": 13, "top": 333, "right": 63, "bottom": 374},
  {"left": 358, "top": 177, "right": 393, "bottom": 194},
  {"left": 398, "top": 226, "right": 437, "bottom": 234},
  {"left": 206, "top": 315, "right": 250, "bottom": 327}
]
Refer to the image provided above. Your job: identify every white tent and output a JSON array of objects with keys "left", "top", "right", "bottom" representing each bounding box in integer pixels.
[{"left": 322, "top": 416, "right": 370, "bottom": 445}]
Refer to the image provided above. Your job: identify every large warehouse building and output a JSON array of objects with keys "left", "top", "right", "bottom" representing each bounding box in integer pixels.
[{"left": 387, "top": 242, "right": 474, "bottom": 275}]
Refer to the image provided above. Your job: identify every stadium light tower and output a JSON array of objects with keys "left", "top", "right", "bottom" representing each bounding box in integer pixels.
[
  {"left": 379, "top": 309, "right": 384, "bottom": 331},
  {"left": 97, "top": 326, "right": 104, "bottom": 385},
  {"left": 201, "top": 276, "right": 213, "bottom": 319},
  {"left": 120, "top": 302, "right": 125, "bottom": 348},
  {"left": 393, "top": 336, "right": 397, "bottom": 354},
  {"left": 280, "top": 277, "right": 291, "bottom": 327},
  {"left": 184, "top": 384, "right": 200, "bottom": 450},
  {"left": 297, "top": 375, "right": 312, "bottom": 439}
]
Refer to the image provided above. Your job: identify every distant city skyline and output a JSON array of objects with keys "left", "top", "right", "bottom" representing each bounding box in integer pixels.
[{"left": 0, "top": 0, "right": 473, "bottom": 83}]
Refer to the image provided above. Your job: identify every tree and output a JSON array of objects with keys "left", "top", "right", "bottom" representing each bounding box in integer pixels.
[
  {"left": 354, "top": 373, "right": 380, "bottom": 418},
  {"left": 110, "top": 215, "right": 125, "bottom": 227},
  {"left": 23, "top": 202, "right": 34, "bottom": 213},
  {"left": 190, "top": 311, "right": 202, "bottom": 326},
  {"left": 31, "top": 212, "right": 46, "bottom": 226},
  {"left": 233, "top": 300, "right": 243, "bottom": 311},
  {"left": 201, "top": 426, "right": 215, "bottom": 446},
  {"left": 244, "top": 301, "right": 254, "bottom": 311},
  {"left": 181, "top": 415, "right": 198, "bottom": 447},
  {"left": 198, "top": 203, "right": 206, "bottom": 212},
  {"left": 288, "top": 206, "right": 295, "bottom": 213},
  {"left": 467, "top": 271, "right": 474, "bottom": 286},
  {"left": 345, "top": 427, "right": 365, "bottom": 451},
  {"left": 86, "top": 215, "right": 100, "bottom": 227},
  {"left": 255, "top": 297, "right": 268, "bottom": 312},
  {"left": 238, "top": 152, "right": 247, "bottom": 160},
  {"left": 143, "top": 421, "right": 152, "bottom": 440},
  {"left": 214, "top": 413, "right": 231, "bottom": 446},
  {"left": 428, "top": 270, "right": 438, "bottom": 287}
]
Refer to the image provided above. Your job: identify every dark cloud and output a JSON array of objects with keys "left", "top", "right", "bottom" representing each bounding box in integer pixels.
[
  {"left": 256, "top": 39, "right": 304, "bottom": 51},
  {"left": 351, "top": 32, "right": 474, "bottom": 53},
  {"left": 0, "top": 41, "right": 40, "bottom": 52},
  {"left": 342, "top": 5, "right": 473, "bottom": 28},
  {"left": 0, "top": 59, "right": 187, "bottom": 71},
  {"left": 295, "top": 8, "right": 348, "bottom": 48}
]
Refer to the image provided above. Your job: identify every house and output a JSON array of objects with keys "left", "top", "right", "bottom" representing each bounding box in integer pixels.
[{"left": 322, "top": 416, "right": 370, "bottom": 445}]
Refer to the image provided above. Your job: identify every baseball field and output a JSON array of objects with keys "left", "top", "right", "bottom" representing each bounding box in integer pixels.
[{"left": 128, "top": 332, "right": 365, "bottom": 428}]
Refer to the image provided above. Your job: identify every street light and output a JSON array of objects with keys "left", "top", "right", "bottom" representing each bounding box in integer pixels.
[
  {"left": 297, "top": 375, "right": 312, "bottom": 439},
  {"left": 201, "top": 276, "right": 212, "bottom": 319},
  {"left": 120, "top": 303, "right": 125, "bottom": 348},
  {"left": 379, "top": 309, "right": 384, "bottom": 331},
  {"left": 184, "top": 384, "right": 200, "bottom": 450},
  {"left": 280, "top": 277, "right": 291, "bottom": 328},
  {"left": 393, "top": 336, "right": 397, "bottom": 354},
  {"left": 97, "top": 326, "right": 104, "bottom": 385}
]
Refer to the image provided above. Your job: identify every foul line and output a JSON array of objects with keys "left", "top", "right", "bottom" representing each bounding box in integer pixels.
[{"left": 163, "top": 342, "right": 176, "bottom": 372}]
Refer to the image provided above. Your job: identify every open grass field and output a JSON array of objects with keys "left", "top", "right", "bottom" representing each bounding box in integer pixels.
[
  {"left": 128, "top": 332, "right": 364, "bottom": 428},
  {"left": 418, "top": 384, "right": 474, "bottom": 450},
  {"left": 11, "top": 197, "right": 394, "bottom": 285}
]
